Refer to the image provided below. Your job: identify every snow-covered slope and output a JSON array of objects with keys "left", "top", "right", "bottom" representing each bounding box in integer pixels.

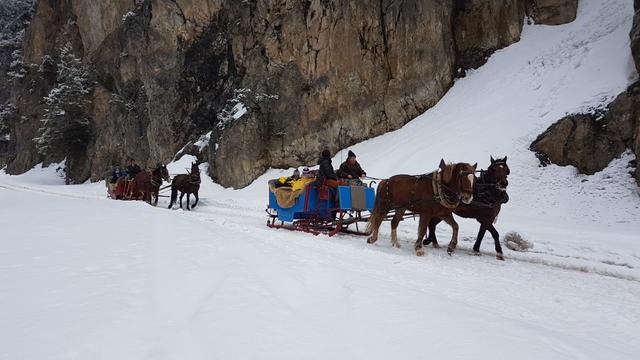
[{"left": 1, "top": 0, "right": 640, "bottom": 359}]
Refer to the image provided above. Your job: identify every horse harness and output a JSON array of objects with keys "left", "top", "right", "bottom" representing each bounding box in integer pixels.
[
  {"left": 189, "top": 172, "right": 202, "bottom": 185},
  {"left": 431, "top": 171, "right": 462, "bottom": 209},
  {"left": 384, "top": 170, "right": 466, "bottom": 210},
  {"left": 466, "top": 163, "right": 510, "bottom": 208},
  {"left": 149, "top": 170, "right": 163, "bottom": 188}
]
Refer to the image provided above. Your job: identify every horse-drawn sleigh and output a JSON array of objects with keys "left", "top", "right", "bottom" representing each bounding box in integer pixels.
[
  {"left": 266, "top": 178, "right": 377, "bottom": 236},
  {"left": 266, "top": 157, "right": 510, "bottom": 260},
  {"left": 106, "top": 164, "right": 170, "bottom": 205},
  {"left": 106, "top": 162, "right": 201, "bottom": 209}
]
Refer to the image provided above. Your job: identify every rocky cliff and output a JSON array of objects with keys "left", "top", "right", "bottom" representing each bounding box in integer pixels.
[
  {"left": 2, "top": 0, "right": 578, "bottom": 187},
  {"left": 0, "top": 0, "right": 33, "bottom": 165},
  {"left": 526, "top": 0, "right": 578, "bottom": 25},
  {"left": 530, "top": 90, "right": 640, "bottom": 182},
  {"left": 531, "top": 0, "right": 640, "bottom": 185}
]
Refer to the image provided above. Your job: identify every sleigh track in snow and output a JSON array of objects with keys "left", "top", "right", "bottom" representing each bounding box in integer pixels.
[{"left": 2, "top": 180, "right": 639, "bottom": 283}]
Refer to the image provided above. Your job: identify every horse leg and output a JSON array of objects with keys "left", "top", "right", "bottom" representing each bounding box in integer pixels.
[
  {"left": 486, "top": 223, "right": 504, "bottom": 260},
  {"left": 192, "top": 191, "right": 199, "bottom": 208},
  {"left": 472, "top": 223, "right": 487, "bottom": 254},
  {"left": 168, "top": 186, "right": 177, "bottom": 209},
  {"left": 424, "top": 218, "right": 442, "bottom": 248},
  {"left": 441, "top": 214, "right": 459, "bottom": 255},
  {"left": 414, "top": 214, "right": 430, "bottom": 256},
  {"left": 390, "top": 209, "right": 405, "bottom": 248},
  {"left": 179, "top": 192, "right": 185, "bottom": 209},
  {"left": 366, "top": 207, "right": 388, "bottom": 244},
  {"left": 186, "top": 193, "right": 191, "bottom": 210}
]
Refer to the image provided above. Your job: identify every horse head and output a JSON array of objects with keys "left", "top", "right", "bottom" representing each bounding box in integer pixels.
[
  {"left": 439, "top": 159, "right": 477, "bottom": 205},
  {"left": 190, "top": 162, "right": 200, "bottom": 176},
  {"left": 488, "top": 156, "right": 509, "bottom": 191},
  {"left": 154, "top": 163, "right": 170, "bottom": 182}
]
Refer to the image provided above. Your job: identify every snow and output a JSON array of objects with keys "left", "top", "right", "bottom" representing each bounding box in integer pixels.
[
  {"left": 1, "top": 0, "right": 640, "bottom": 358},
  {"left": 230, "top": 102, "right": 247, "bottom": 120},
  {"left": 121, "top": 11, "right": 135, "bottom": 22},
  {"left": 167, "top": 154, "right": 198, "bottom": 175},
  {"left": 193, "top": 131, "right": 211, "bottom": 150}
]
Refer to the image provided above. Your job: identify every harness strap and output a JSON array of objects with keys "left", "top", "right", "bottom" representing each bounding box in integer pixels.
[
  {"left": 432, "top": 171, "right": 460, "bottom": 209},
  {"left": 150, "top": 176, "right": 161, "bottom": 187},
  {"left": 189, "top": 174, "right": 201, "bottom": 185}
]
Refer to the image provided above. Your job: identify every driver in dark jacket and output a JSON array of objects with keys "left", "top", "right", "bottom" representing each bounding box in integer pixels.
[
  {"left": 337, "top": 150, "right": 366, "bottom": 181},
  {"left": 126, "top": 158, "right": 141, "bottom": 180}
]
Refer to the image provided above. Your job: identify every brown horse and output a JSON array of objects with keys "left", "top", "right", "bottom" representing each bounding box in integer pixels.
[
  {"left": 366, "top": 160, "right": 477, "bottom": 256},
  {"left": 125, "top": 164, "right": 170, "bottom": 205},
  {"left": 425, "top": 156, "right": 510, "bottom": 260},
  {"left": 168, "top": 162, "right": 201, "bottom": 210}
]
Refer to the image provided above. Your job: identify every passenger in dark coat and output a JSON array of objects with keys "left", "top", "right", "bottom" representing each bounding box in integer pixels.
[
  {"left": 337, "top": 150, "right": 366, "bottom": 180},
  {"left": 126, "top": 158, "right": 141, "bottom": 180},
  {"left": 317, "top": 149, "right": 343, "bottom": 190}
]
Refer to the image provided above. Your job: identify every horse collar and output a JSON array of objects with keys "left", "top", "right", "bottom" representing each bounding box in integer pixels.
[{"left": 432, "top": 170, "right": 460, "bottom": 209}]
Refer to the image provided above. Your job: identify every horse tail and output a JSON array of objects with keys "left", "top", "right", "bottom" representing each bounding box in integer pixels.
[{"left": 366, "top": 179, "right": 388, "bottom": 234}]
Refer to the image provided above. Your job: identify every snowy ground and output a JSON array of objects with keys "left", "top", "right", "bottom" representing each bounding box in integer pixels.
[{"left": 2, "top": 0, "right": 640, "bottom": 359}]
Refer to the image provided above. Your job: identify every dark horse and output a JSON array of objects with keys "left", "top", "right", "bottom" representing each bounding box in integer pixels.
[
  {"left": 366, "top": 160, "right": 477, "bottom": 256},
  {"left": 123, "top": 164, "right": 170, "bottom": 205},
  {"left": 425, "top": 156, "right": 510, "bottom": 260},
  {"left": 168, "top": 162, "right": 201, "bottom": 210}
]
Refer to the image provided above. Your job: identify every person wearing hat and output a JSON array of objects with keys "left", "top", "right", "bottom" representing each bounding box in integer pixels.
[{"left": 337, "top": 150, "right": 366, "bottom": 185}]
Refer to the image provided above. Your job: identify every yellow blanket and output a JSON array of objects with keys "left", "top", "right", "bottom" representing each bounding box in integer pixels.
[{"left": 270, "top": 178, "right": 315, "bottom": 208}]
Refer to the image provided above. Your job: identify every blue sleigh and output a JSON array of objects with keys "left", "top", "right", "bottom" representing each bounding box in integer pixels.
[{"left": 267, "top": 181, "right": 376, "bottom": 236}]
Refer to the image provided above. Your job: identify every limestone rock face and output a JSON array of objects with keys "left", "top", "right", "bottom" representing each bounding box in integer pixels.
[
  {"left": 631, "top": 2, "right": 640, "bottom": 73},
  {"left": 209, "top": 0, "right": 456, "bottom": 187},
  {"left": 530, "top": 91, "right": 640, "bottom": 184},
  {"left": 526, "top": 0, "right": 578, "bottom": 25},
  {"left": 0, "top": 0, "right": 33, "bottom": 166},
  {"left": 4, "top": 0, "right": 541, "bottom": 187},
  {"left": 454, "top": 0, "right": 526, "bottom": 72}
]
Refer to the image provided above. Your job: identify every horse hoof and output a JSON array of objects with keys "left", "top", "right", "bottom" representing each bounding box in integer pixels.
[
  {"left": 367, "top": 237, "right": 376, "bottom": 244},
  {"left": 392, "top": 243, "right": 401, "bottom": 249},
  {"left": 416, "top": 248, "right": 425, "bottom": 256},
  {"left": 472, "top": 250, "right": 481, "bottom": 256},
  {"left": 447, "top": 248, "right": 454, "bottom": 256},
  {"left": 432, "top": 242, "right": 440, "bottom": 249},
  {"left": 496, "top": 254, "right": 505, "bottom": 261}
]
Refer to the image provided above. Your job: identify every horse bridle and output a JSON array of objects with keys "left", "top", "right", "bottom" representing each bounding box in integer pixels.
[{"left": 476, "top": 161, "right": 509, "bottom": 191}]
